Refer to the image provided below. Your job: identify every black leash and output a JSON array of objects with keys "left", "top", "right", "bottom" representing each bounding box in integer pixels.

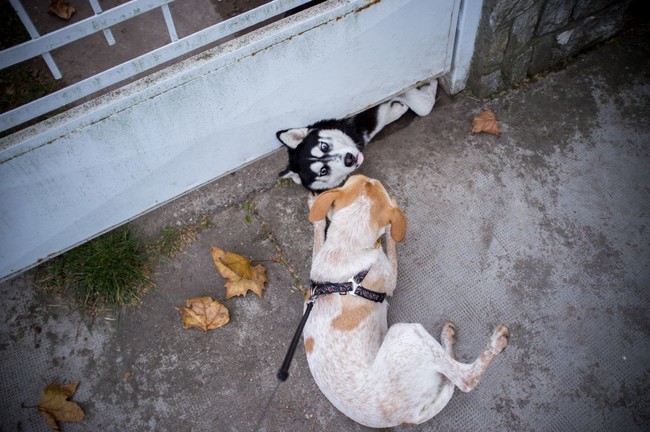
[
  {"left": 277, "top": 299, "right": 315, "bottom": 381},
  {"left": 278, "top": 268, "right": 383, "bottom": 381},
  {"left": 256, "top": 269, "right": 383, "bottom": 430},
  {"left": 253, "top": 379, "right": 281, "bottom": 432},
  {"left": 254, "top": 299, "right": 314, "bottom": 431}
]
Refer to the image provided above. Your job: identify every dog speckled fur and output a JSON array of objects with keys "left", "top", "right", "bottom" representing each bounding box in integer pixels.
[{"left": 303, "top": 175, "right": 510, "bottom": 428}]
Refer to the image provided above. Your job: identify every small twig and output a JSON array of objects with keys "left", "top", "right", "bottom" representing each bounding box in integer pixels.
[
  {"left": 75, "top": 319, "right": 83, "bottom": 342},
  {"left": 202, "top": 331, "right": 208, "bottom": 353},
  {"left": 250, "top": 258, "right": 281, "bottom": 265},
  {"left": 266, "top": 232, "right": 307, "bottom": 295}
]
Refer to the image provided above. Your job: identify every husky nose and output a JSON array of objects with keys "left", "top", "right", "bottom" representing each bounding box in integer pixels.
[{"left": 344, "top": 153, "right": 357, "bottom": 167}]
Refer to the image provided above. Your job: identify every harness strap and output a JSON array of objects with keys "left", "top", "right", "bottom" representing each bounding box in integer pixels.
[{"left": 310, "top": 269, "right": 386, "bottom": 303}]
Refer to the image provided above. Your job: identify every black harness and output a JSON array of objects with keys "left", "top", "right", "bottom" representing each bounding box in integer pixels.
[
  {"left": 277, "top": 268, "right": 385, "bottom": 382},
  {"left": 310, "top": 269, "right": 386, "bottom": 303}
]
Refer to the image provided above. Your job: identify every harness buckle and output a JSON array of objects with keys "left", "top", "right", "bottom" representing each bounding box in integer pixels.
[{"left": 347, "top": 276, "right": 360, "bottom": 296}]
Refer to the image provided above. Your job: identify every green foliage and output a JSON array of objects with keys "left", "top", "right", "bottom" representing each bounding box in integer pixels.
[
  {"left": 39, "top": 226, "right": 151, "bottom": 309},
  {"left": 242, "top": 201, "right": 253, "bottom": 223}
]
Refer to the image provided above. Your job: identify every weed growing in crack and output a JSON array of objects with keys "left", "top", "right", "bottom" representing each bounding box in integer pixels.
[{"left": 36, "top": 226, "right": 152, "bottom": 310}]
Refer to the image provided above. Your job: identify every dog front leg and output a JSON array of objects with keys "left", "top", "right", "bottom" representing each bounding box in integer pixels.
[
  {"left": 308, "top": 193, "right": 326, "bottom": 258},
  {"left": 383, "top": 226, "right": 398, "bottom": 296}
]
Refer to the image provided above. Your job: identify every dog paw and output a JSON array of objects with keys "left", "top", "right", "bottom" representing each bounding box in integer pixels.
[
  {"left": 441, "top": 321, "right": 456, "bottom": 343},
  {"left": 490, "top": 325, "right": 510, "bottom": 354},
  {"left": 307, "top": 192, "right": 317, "bottom": 210}
]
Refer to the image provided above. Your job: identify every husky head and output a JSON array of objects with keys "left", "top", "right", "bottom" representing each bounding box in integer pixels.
[{"left": 277, "top": 128, "right": 364, "bottom": 192}]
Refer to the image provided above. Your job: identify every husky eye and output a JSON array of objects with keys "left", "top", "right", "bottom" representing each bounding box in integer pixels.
[
  {"left": 319, "top": 166, "right": 329, "bottom": 176},
  {"left": 319, "top": 141, "right": 329, "bottom": 152}
]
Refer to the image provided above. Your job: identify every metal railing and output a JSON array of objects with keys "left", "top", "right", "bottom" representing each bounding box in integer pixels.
[{"left": 0, "top": 0, "right": 312, "bottom": 133}]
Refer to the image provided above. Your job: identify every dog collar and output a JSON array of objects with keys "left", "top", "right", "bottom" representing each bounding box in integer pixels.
[{"left": 310, "top": 269, "right": 386, "bottom": 303}]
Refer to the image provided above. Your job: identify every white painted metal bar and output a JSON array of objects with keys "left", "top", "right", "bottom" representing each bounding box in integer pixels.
[
  {"left": 0, "top": 0, "right": 175, "bottom": 70},
  {"left": 7, "top": 0, "right": 62, "bottom": 79},
  {"left": 161, "top": 4, "right": 179, "bottom": 42},
  {"left": 0, "top": 0, "right": 313, "bottom": 132},
  {"left": 88, "top": 0, "right": 116, "bottom": 46},
  {"left": 440, "top": 0, "right": 484, "bottom": 94}
]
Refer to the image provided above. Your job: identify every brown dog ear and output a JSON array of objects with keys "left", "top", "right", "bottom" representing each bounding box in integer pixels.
[
  {"left": 388, "top": 207, "right": 407, "bottom": 242},
  {"left": 309, "top": 189, "right": 339, "bottom": 222}
]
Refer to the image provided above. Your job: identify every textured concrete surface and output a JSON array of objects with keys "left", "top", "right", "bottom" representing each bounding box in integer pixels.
[{"left": 1, "top": 27, "right": 649, "bottom": 431}]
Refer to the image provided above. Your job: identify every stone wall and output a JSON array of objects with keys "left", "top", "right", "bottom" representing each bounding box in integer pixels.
[{"left": 466, "top": 0, "right": 634, "bottom": 98}]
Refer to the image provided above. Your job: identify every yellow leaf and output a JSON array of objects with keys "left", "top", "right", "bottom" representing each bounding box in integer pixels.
[
  {"left": 211, "top": 246, "right": 267, "bottom": 299},
  {"left": 472, "top": 108, "right": 501, "bottom": 136},
  {"left": 176, "top": 297, "right": 229, "bottom": 332},
  {"left": 38, "top": 381, "right": 84, "bottom": 431}
]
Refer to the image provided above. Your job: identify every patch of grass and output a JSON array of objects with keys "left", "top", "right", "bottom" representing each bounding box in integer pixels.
[
  {"left": 276, "top": 178, "right": 294, "bottom": 187},
  {"left": 148, "top": 214, "right": 212, "bottom": 258},
  {"left": 242, "top": 201, "right": 253, "bottom": 223},
  {"left": 37, "top": 215, "right": 213, "bottom": 313},
  {"left": 37, "top": 226, "right": 152, "bottom": 310}
]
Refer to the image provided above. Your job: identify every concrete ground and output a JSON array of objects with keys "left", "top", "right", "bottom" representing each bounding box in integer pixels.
[{"left": 1, "top": 25, "right": 649, "bottom": 432}]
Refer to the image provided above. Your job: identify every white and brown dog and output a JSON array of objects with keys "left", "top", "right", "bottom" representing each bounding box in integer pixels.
[{"left": 303, "top": 174, "right": 509, "bottom": 428}]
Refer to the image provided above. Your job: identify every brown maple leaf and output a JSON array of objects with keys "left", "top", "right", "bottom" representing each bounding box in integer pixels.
[
  {"left": 176, "top": 296, "right": 229, "bottom": 331},
  {"left": 48, "top": 0, "right": 76, "bottom": 20},
  {"left": 211, "top": 246, "right": 267, "bottom": 299},
  {"left": 472, "top": 108, "right": 501, "bottom": 136},
  {"left": 38, "top": 381, "right": 85, "bottom": 431}
]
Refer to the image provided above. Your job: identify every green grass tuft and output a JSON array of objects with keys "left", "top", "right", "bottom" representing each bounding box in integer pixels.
[
  {"left": 39, "top": 226, "right": 152, "bottom": 309},
  {"left": 37, "top": 215, "right": 213, "bottom": 312},
  {"left": 148, "top": 214, "right": 212, "bottom": 258}
]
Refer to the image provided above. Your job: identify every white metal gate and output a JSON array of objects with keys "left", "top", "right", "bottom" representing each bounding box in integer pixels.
[{"left": 0, "top": 0, "right": 462, "bottom": 280}]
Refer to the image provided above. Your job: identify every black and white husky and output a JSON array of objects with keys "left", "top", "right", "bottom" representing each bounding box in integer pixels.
[{"left": 277, "top": 82, "right": 437, "bottom": 192}]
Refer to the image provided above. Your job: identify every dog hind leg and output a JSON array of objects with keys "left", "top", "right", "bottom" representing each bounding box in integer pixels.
[
  {"left": 412, "top": 322, "right": 458, "bottom": 423},
  {"left": 456, "top": 325, "right": 509, "bottom": 392},
  {"left": 410, "top": 324, "right": 509, "bottom": 393},
  {"left": 440, "top": 321, "right": 456, "bottom": 359},
  {"left": 367, "top": 101, "right": 409, "bottom": 141}
]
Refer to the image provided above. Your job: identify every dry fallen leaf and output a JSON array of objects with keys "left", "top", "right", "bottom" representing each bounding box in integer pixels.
[
  {"left": 472, "top": 108, "right": 501, "bottom": 136},
  {"left": 38, "top": 381, "right": 85, "bottom": 431},
  {"left": 211, "top": 246, "right": 267, "bottom": 299},
  {"left": 176, "top": 296, "right": 229, "bottom": 332},
  {"left": 48, "top": 0, "right": 76, "bottom": 20}
]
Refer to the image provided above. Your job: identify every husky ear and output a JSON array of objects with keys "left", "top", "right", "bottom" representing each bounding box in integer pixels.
[
  {"left": 309, "top": 189, "right": 340, "bottom": 222},
  {"left": 278, "top": 167, "right": 302, "bottom": 185},
  {"left": 277, "top": 128, "right": 309, "bottom": 149}
]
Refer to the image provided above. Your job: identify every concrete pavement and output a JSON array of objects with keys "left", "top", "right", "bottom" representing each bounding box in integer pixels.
[{"left": 1, "top": 26, "right": 648, "bottom": 431}]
